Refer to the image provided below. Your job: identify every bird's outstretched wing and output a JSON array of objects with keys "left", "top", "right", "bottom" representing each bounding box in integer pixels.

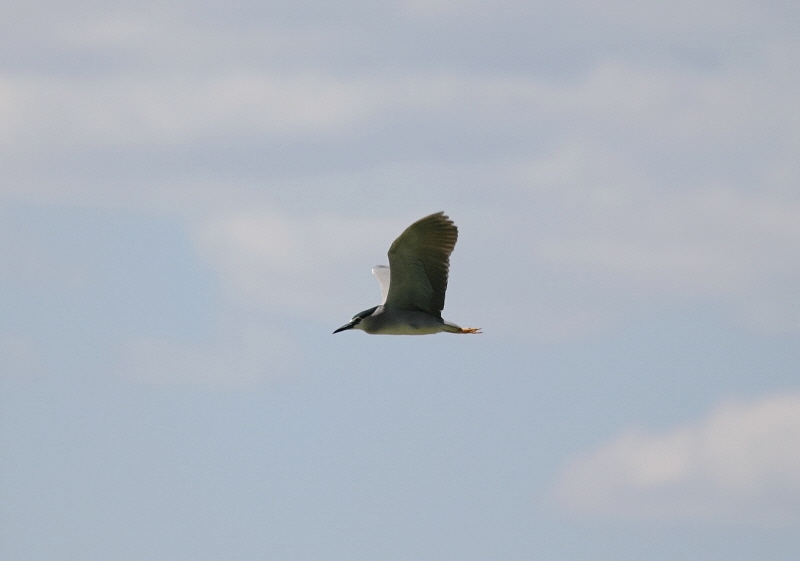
[
  {"left": 371, "top": 265, "right": 391, "bottom": 305},
  {"left": 384, "top": 212, "right": 457, "bottom": 316}
]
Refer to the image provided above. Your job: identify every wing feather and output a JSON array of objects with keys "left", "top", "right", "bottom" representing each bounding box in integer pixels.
[
  {"left": 371, "top": 265, "right": 391, "bottom": 305},
  {"left": 384, "top": 212, "right": 458, "bottom": 315}
]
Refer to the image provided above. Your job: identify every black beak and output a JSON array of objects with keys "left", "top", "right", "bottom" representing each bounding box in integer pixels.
[{"left": 333, "top": 321, "right": 355, "bottom": 334}]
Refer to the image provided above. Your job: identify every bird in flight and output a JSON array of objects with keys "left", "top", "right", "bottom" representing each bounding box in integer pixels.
[{"left": 334, "top": 212, "right": 481, "bottom": 335}]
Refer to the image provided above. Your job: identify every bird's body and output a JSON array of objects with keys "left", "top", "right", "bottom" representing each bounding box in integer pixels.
[
  {"left": 334, "top": 212, "right": 480, "bottom": 336},
  {"left": 354, "top": 306, "right": 468, "bottom": 335}
]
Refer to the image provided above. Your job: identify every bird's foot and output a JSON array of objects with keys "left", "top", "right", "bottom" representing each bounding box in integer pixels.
[{"left": 460, "top": 327, "right": 482, "bottom": 334}]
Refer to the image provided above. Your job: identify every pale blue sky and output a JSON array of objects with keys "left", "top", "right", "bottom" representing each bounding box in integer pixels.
[{"left": 2, "top": 1, "right": 800, "bottom": 560}]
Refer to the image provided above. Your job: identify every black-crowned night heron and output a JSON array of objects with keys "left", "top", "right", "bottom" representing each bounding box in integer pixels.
[{"left": 334, "top": 212, "right": 481, "bottom": 335}]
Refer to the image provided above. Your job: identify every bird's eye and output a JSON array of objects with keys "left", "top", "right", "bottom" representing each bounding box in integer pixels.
[{"left": 351, "top": 317, "right": 360, "bottom": 323}]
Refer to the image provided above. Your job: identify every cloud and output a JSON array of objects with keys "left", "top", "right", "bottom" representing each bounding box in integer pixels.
[
  {"left": 179, "top": 152, "right": 800, "bottom": 340},
  {"left": 553, "top": 393, "right": 800, "bottom": 524},
  {"left": 504, "top": 49, "right": 800, "bottom": 332},
  {"left": 0, "top": 71, "right": 385, "bottom": 153},
  {"left": 117, "top": 319, "right": 299, "bottom": 389},
  {"left": 398, "top": 0, "right": 773, "bottom": 34},
  {"left": 0, "top": 67, "right": 556, "bottom": 157},
  {"left": 3, "top": 3, "right": 799, "bottom": 343},
  {"left": 531, "top": 174, "right": 800, "bottom": 296},
  {"left": 578, "top": 0, "right": 775, "bottom": 36},
  {"left": 4, "top": 39, "right": 799, "bottom": 175},
  {"left": 194, "top": 210, "right": 400, "bottom": 321}
]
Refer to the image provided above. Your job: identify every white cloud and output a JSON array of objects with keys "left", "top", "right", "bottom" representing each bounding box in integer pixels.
[
  {"left": 194, "top": 209, "right": 401, "bottom": 321},
  {"left": 542, "top": 50, "right": 800, "bottom": 157},
  {"left": 510, "top": 137, "right": 800, "bottom": 336},
  {"left": 3, "top": 4, "right": 799, "bottom": 343},
  {"left": 0, "top": 71, "right": 385, "bottom": 152},
  {"left": 3, "top": 40, "right": 799, "bottom": 169},
  {"left": 0, "top": 69, "right": 547, "bottom": 159},
  {"left": 0, "top": 67, "right": 556, "bottom": 157},
  {"left": 553, "top": 393, "right": 800, "bottom": 524},
  {"left": 529, "top": 175, "right": 800, "bottom": 296},
  {"left": 178, "top": 151, "right": 800, "bottom": 340}
]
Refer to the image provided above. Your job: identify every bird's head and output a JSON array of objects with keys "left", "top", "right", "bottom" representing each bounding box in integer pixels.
[{"left": 333, "top": 306, "right": 379, "bottom": 334}]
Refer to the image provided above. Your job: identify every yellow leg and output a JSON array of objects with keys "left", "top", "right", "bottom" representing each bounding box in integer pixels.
[{"left": 460, "top": 327, "right": 482, "bottom": 334}]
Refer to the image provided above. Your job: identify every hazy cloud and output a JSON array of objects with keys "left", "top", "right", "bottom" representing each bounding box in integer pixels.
[
  {"left": 2, "top": 0, "right": 799, "bottom": 346},
  {"left": 528, "top": 173, "right": 800, "bottom": 296},
  {"left": 0, "top": 71, "right": 386, "bottom": 152},
  {"left": 118, "top": 317, "right": 299, "bottom": 388},
  {"left": 195, "top": 210, "right": 400, "bottom": 320},
  {"left": 554, "top": 393, "right": 800, "bottom": 524}
]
